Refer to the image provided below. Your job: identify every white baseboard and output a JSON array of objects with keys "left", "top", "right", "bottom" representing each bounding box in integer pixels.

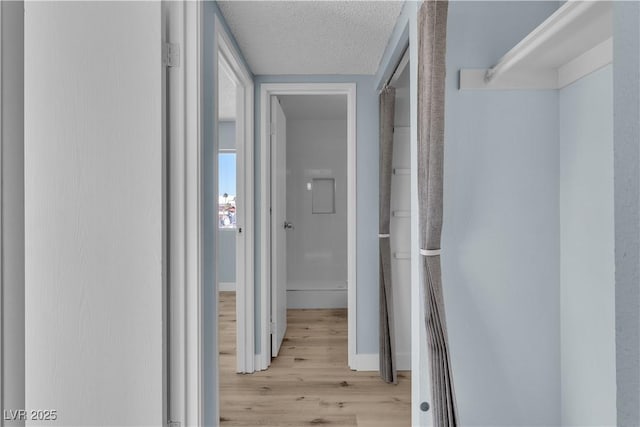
[
  {"left": 287, "top": 289, "right": 347, "bottom": 309},
  {"left": 350, "top": 353, "right": 379, "bottom": 371},
  {"left": 219, "top": 282, "right": 236, "bottom": 292},
  {"left": 350, "top": 352, "right": 412, "bottom": 371}
]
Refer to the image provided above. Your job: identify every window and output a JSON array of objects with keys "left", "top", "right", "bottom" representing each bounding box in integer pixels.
[{"left": 219, "top": 151, "right": 236, "bottom": 228}]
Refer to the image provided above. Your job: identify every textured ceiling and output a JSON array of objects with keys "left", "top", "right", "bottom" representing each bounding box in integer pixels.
[
  {"left": 217, "top": 1, "right": 404, "bottom": 75},
  {"left": 279, "top": 95, "right": 347, "bottom": 120},
  {"left": 218, "top": 59, "right": 237, "bottom": 121}
]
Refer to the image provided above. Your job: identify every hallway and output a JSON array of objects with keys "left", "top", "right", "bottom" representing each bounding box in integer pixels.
[{"left": 219, "top": 292, "right": 411, "bottom": 426}]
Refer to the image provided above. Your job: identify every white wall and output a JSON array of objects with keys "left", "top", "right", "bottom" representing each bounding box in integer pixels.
[
  {"left": 444, "top": 2, "right": 561, "bottom": 425},
  {"left": 559, "top": 65, "right": 616, "bottom": 426},
  {"left": 286, "top": 119, "right": 348, "bottom": 308},
  {"left": 24, "top": 3, "right": 164, "bottom": 425},
  {"left": 1, "top": 1, "right": 25, "bottom": 424}
]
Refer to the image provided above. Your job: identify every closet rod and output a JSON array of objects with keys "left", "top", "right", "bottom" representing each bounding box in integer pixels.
[
  {"left": 380, "top": 45, "right": 409, "bottom": 91},
  {"left": 484, "top": 1, "right": 596, "bottom": 83},
  {"left": 388, "top": 46, "right": 410, "bottom": 87}
]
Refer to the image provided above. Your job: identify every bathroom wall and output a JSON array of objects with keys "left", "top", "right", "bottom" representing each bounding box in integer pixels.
[{"left": 285, "top": 117, "right": 348, "bottom": 308}]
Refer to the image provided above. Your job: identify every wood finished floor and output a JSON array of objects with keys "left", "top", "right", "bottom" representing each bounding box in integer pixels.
[{"left": 219, "top": 291, "right": 411, "bottom": 427}]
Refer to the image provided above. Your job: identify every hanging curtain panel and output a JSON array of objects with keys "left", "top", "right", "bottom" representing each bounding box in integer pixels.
[
  {"left": 418, "top": 0, "right": 458, "bottom": 425},
  {"left": 379, "top": 86, "right": 397, "bottom": 384}
]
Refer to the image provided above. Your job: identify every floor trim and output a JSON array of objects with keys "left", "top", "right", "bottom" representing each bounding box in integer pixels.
[{"left": 351, "top": 352, "right": 411, "bottom": 372}]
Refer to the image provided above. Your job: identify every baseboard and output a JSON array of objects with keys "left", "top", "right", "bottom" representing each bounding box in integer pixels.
[
  {"left": 350, "top": 353, "right": 379, "bottom": 371},
  {"left": 287, "top": 280, "right": 347, "bottom": 290},
  {"left": 219, "top": 282, "right": 236, "bottom": 292},
  {"left": 350, "top": 352, "right": 412, "bottom": 371},
  {"left": 287, "top": 289, "right": 347, "bottom": 309}
]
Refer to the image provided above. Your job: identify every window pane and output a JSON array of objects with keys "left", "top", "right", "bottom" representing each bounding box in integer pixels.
[{"left": 219, "top": 152, "right": 236, "bottom": 228}]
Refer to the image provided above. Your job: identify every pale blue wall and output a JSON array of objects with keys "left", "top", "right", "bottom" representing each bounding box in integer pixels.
[
  {"left": 559, "top": 65, "right": 616, "bottom": 426},
  {"left": 444, "top": 2, "right": 560, "bottom": 425},
  {"left": 613, "top": 2, "right": 640, "bottom": 425},
  {"left": 253, "top": 75, "right": 380, "bottom": 354}
]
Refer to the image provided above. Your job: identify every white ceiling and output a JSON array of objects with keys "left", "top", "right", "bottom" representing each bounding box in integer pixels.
[
  {"left": 279, "top": 95, "right": 347, "bottom": 120},
  {"left": 217, "top": 1, "right": 404, "bottom": 75},
  {"left": 218, "top": 59, "right": 237, "bottom": 121}
]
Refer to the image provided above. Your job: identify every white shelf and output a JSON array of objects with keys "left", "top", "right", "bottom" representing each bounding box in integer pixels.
[
  {"left": 393, "top": 168, "right": 410, "bottom": 176},
  {"left": 394, "top": 252, "right": 411, "bottom": 260},
  {"left": 460, "top": 1, "right": 612, "bottom": 90},
  {"left": 393, "top": 210, "right": 411, "bottom": 218}
]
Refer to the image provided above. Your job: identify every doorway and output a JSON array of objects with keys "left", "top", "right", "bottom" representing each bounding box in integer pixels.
[
  {"left": 216, "top": 55, "right": 240, "bottom": 381},
  {"left": 270, "top": 94, "right": 349, "bottom": 359},
  {"left": 214, "top": 16, "right": 255, "bottom": 375},
  {"left": 258, "top": 84, "right": 357, "bottom": 370},
  {"left": 168, "top": 5, "right": 414, "bottom": 424}
]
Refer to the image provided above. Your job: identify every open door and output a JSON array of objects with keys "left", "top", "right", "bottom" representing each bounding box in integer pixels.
[
  {"left": 24, "top": 2, "right": 166, "bottom": 425},
  {"left": 271, "top": 96, "right": 288, "bottom": 357}
]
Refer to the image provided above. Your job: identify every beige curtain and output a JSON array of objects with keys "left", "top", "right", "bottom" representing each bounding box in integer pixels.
[
  {"left": 418, "top": 0, "right": 458, "bottom": 425},
  {"left": 379, "top": 86, "right": 397, "bottom": 384}
]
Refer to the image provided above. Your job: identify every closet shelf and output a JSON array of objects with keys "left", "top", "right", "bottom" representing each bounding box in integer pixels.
[
  {"left": 394, "top": 252, "right": 411, "bottom": 260},
  {"left": 393, "top": 210, "right": 411, "bottom": 218},
  {"left": 460, "top": 1, "right": 612, "bottom": 91}
]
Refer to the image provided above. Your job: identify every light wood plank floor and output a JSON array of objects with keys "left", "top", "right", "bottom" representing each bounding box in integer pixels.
[{"left": 219, "top": 291, "right": 411, "bottom": 426}]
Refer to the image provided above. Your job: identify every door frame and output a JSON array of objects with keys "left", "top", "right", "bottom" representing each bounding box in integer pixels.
[
  {"left": 0, "top": 1, "right": 4, "bottom": 414},
  {"left": 165, "top": 2, "right": 256, "bottom": 424},
  {"left": 213, "top": 14, "right": 255, "bottom": 375},
  {"left": 257, "top": 83, "right": 357, "bottom": 371},
  {"left": 374, "top": 5, "right": 425, "bottom": 424},
  {"left": 269, "top": 96, "right": 287, "bottom": 359},
  {"left": 164, "top": 1, "right": 204, "bottom": 425}
]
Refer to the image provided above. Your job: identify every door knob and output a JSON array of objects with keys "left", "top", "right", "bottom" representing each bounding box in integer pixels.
[{"left": 284, "top": 221, "right": 294, "bottom": 230}]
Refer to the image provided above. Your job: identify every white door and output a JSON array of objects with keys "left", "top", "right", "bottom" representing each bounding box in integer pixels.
[
  {"left": 271, "top": 96, "right": 288, "bottom": 357},
  {"left": 24, "top": 2, "right": 165, "bottom": 425}
]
